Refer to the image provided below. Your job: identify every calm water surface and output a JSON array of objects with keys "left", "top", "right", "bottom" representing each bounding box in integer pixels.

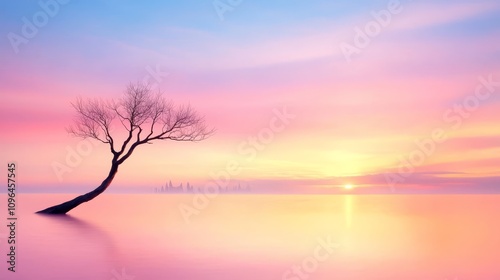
[{"left": 1, "top": 194, "right": 499, "bottom": 280}]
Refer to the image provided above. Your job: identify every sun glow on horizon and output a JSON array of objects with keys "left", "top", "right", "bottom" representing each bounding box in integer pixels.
[{"left": 344, "top": 184, "right": 354, "bottom": 190}]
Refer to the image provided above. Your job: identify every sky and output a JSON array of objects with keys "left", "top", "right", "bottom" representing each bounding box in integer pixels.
[{"left": 1, "top": 0, "right": 500, "bottom": 194}]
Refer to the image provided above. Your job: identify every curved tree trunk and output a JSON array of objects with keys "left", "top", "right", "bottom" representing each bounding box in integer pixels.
[{"left": 36, "top": 164, "right": 119, "bottom": 215}]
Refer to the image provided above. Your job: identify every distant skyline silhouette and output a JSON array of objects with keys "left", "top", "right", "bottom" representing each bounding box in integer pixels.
[{"left": 154, "top": 181, "right": 251, "bottom": 194}]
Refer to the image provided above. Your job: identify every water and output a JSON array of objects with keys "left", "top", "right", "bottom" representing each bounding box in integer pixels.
[{"left": 1, "top": 194, "right": 499, "bottom": 280}]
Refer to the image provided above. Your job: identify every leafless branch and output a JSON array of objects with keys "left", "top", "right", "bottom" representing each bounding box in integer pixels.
[{"left": 67, "top": 82, "right": 214, "bottom": 165}]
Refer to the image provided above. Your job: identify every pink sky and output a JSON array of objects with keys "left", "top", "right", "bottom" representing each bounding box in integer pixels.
[{"left": 1, "top": 0, "right": 500, "bottom": 193}]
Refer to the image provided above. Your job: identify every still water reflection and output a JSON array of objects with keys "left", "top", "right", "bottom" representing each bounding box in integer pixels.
[{"left": 1, "top": 194, "right": 499, "bottom": 280}]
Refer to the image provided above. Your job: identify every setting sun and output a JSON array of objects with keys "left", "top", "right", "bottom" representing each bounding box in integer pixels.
[{"left": 344, "top": 184, "right": 354, "bottom": 190}]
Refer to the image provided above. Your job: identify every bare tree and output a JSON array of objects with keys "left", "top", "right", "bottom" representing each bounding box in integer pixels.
[{"left": 37, "top": 83, "right": 213, "bottom": 214}]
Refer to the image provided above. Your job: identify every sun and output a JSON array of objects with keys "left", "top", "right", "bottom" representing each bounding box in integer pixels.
[{"left": 344, "top": 184, "right": 354, "bottom": 190}]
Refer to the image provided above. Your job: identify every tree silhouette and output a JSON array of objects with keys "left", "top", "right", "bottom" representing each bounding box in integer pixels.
[{"left": 37, "top": 83, "right": 213, "bottom": 214}]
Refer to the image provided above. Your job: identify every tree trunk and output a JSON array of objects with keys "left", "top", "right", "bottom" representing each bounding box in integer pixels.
[{"left": 36, "top": 164, "right": 119, "bottom": 215}]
